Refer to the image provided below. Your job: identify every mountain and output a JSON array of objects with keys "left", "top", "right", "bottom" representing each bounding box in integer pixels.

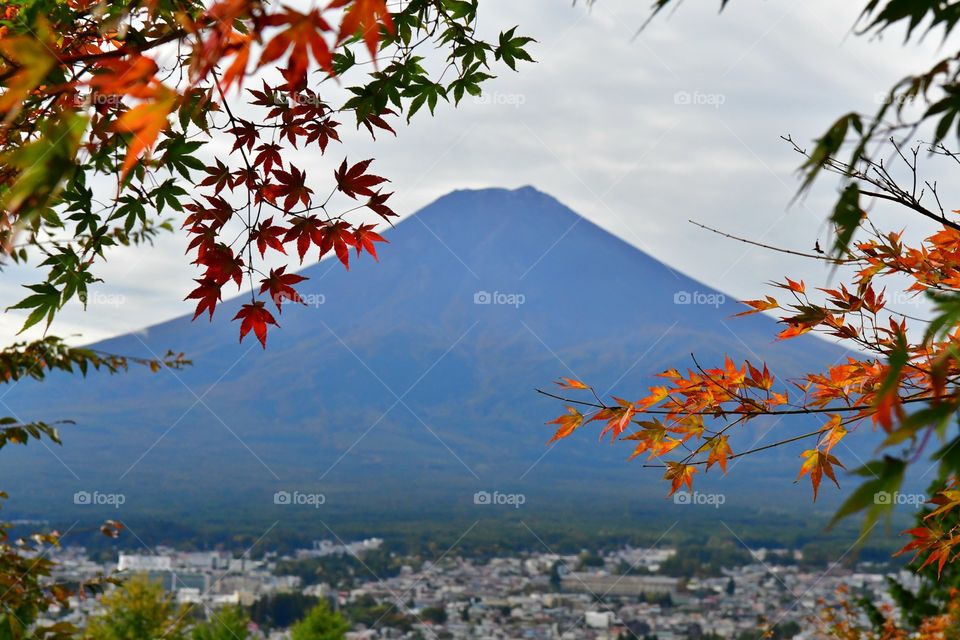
[{"left": 2, "top": 186, "right": 851, "bottom": 529}]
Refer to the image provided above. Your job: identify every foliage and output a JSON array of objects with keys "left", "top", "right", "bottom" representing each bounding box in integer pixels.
[
  {"left": 289, "top": 600, "right": 349, "bottom": 640},
  {"left": 248, "top": 592, "right": 318, "bottom": 630},
  {"left": 83, "top": 575, "right": 187, "bottom": 640},
  {"left": 273, "top": 548, "right": 405, "bottom": 588},
  {"left": 0, "top": 0, "right": 534, "bottom": 347},
  {"left": 342, "top": 593, "right": 414, "bottom": 633},
  {"left": 190, "top": 606, "right": 250, "bottom": 640},
  {"left": 0, "top": 335, "right": 181, "bottom": 638}
]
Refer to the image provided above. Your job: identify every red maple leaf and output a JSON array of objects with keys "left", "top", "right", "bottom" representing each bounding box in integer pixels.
[
  {"left": 283, "top": 215, "right": 325, "bottom": 262},
  {"left": 258, "top": 266, "right": 307, "bottom": 312},
  {"left": 250, "top": 217, "right": 287, "bottom": 257},
  {"left": 330, "top": 0, "right": 394, "bottom": 60},
  {"left": 260, "top": 7, "right": 333, "bottom": 87},
  {"left": 227, "top": 119, "right": 259, "bottom": 152},
  {"left": 365, "top": 191, "right": 396, "bottom": 220},
  {"left": 319, "top": 220, "right": 357, "bottom": 269},
  {"left": 354, "top": 223, "right": 387, "bottom": 260},
  {"left": 334, "top": 158, "right": 388, "bottom": 199},
  {"left": 304, "top": 118, "right": 340, "bottom": 152},
  {"left": 265, "top": 166, "right": 312, "bottom": 211},
  {"left": 185, "top": 277, "right": 223, "bottom": 320},
  {"left": 253, "top": 142, "right": 284, "bottom": 174},
  {"left": 234, "top": 301, "right": 278, "bottom": 348},
  {"left": 196, "top": 244, "right": 244, "bottom": 287}
]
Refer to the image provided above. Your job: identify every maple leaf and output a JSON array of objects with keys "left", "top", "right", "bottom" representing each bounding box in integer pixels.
[
  {"left": 195, "top": 244, "right": 244, "bottom": 287},
  {"left": 258, "top": 266, "right": 307, "bottom": 313},
  {"left": 253, "top": 142, "right": 284, "bottom": 174},
  {"left": 595, "top": 397, "right": 636, "bottom": 441},
  {"left": 624, "top": 420, "right": 681, "bottom": 460},
  {"left": 330, "top": 0, "right": 394, "bottom": 60},
  {"left": 234, "top": 301, "right": 278, "bottom": 348},
  {"left": 335, "top": 158, "right": 389, "bottom": 199},
  {"left": 664, "top": 462, "right": 696, "bottom": 496},
  {"left": 796, "top": 449, "right": 844, "bottom": 501},
  {"left": 546, "top": 407, "right": 584, "bottom": 443},
  {"left": 250, "top": 217, "right": 287, "bottom": 257},
  {"left": 199, "top": 158, "right": 234, "bottom": 194},
  {"left": 733, "top": 296, "right": 779, "bottom": 317},
  {"left": 260, "top": 7, "right": 334, "bottom": 86},
  {"left": 185, "top": 277, "right": 223, "bottom": 320},
  {"left": 283, "top": 215, "right": 325, "bottom": 262},
  {"left": 359, "top": 109, "right": 397, "bottom": 139},
  {"left": 267, "top": 166, "right": 313, "bottom": 211},
  {"left": 354, "top": 224, "right": 387, "bottom": 260},
  {"left": 705, "top": 435, "right": 733, "bottom": 474},
  {"left": 365, "top": 191, "right": 397, "bottom": 220},
  {"left": 555, "top": 377, "right": 590, "bottom": 390},
  {"left": 113, "top": 86, "right": 176, "bottom": 178},
  {"left": 228, "top": 119, "right": 259, "bottom": 152},
  {"left": 318, "top": 220, "right": 358, "bottom": 269},
  {"left": 818, "top": 415, "right": 847, "bottom": 454},
  {"left": 304, "top": 117, "right": 341, "bottom": 151}
]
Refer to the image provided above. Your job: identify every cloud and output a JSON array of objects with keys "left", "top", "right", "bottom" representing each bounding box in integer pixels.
[{"left": 2, "top": 0, "right": 945, "bottom": 345}]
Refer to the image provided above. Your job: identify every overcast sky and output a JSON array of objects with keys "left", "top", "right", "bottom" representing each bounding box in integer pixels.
[{"left": 1, "top": 0, "right": 951, "bottom": 345}]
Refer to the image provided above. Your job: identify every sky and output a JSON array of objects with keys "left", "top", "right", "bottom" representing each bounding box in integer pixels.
[{"left": 1, "top": 0, "right": 953, "bottom": 345}]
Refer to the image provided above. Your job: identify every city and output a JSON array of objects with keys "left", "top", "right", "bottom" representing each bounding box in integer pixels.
[{"left": 41, "top": 536, "right": 909, "bottom": 639}]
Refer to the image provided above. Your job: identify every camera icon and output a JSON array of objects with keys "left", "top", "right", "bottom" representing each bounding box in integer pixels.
[
  {"left": 673, "top": 492, "right": 692, "bottom": 505},
  {"left": 73, "top": 491, "right": 92, "bottom": 505},
  {"left": 673, "top": 291, "right": 691, "bottom": 305},
  {"left": 473, "top": 291, "right": 491, "bottom": 305},
  {"left": 273, "top": 491, "right": 291, "bottom": 505},
  {"left": 674, "top": 91, "right": 691, "bottom": 105},
  {"left": 874, "top": 491, "right": 892, "bottom": 505},
  {"left": 473, "top": 491, "right": 491, "bottom": 505}
]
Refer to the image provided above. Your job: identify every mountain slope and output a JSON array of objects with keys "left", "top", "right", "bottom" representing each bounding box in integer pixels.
[{"left": 3, "top": 187, "right": 851, "bottom": 522}]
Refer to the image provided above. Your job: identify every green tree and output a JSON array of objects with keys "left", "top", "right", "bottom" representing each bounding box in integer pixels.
[
  {"left": 289, "top": 601, "right": 349, "bottom": 640},
  {"left": 191, "top": 607, "right": 250, "bottom": 640},
  {"left": 85, "top": 575, "right": 187, "bottom": 640}
]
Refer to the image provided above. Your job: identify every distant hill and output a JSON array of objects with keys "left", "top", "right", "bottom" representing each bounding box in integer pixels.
[{"left": 3, "top": 186, "right": 856, "bottom": 528}]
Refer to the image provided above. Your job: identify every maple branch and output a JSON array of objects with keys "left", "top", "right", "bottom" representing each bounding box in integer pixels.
[
  {"left": 640, "top": 428, "right": 826, "bottom": 468},
  {"left": 535, "top": 388, "right": 947, "bottom": 416},
  {"left": 689, "top": 220, "right": 849, "bottom": 263}
]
